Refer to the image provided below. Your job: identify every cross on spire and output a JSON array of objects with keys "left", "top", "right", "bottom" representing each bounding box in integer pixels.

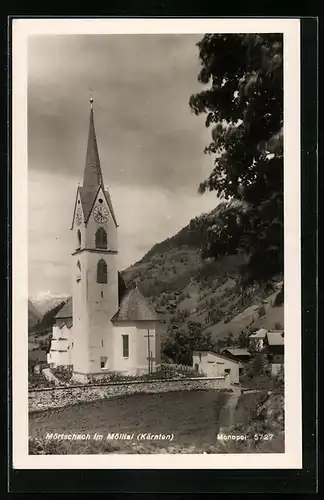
[{"left": 89, "top": 87, "right": 94, "bottom": 109}]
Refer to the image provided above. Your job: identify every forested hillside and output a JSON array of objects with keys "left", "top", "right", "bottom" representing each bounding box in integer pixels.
[{"left": 122, "top": 205, "right": 284, "bottom": 361}]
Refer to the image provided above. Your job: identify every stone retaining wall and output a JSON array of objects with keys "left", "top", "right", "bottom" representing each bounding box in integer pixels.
[{"left": 29, "top": 377, "right": 230, "bottom": 412}]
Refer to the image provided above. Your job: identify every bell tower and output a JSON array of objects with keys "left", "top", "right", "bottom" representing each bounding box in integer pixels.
[{"left": 71, "top": 97, "right": 119, "bottom": 381}]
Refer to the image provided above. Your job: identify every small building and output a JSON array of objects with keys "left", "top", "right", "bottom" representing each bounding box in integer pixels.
[
  {"left": 47, "top": 298, "right": 73, "bottom": 368},
  {"left": 248, "top": 328, "right": 268, "bottom": 351},
  {"left": 264, "top": 330, "right": 284, "bottom": 376},
  {"left": 192, "top": 349, "right": 241, "bottom": 385},
  {"left": 220, "top": 348, "right": 252, "bottom": 363}
]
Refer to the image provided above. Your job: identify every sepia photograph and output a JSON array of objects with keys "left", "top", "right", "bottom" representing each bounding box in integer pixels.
[{"left": 12, "top": 18, "right": 302, "bottom": 468}]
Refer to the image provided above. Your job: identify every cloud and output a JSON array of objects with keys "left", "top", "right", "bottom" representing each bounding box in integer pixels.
[
  {"left": 27, "top": 34, "right": 220, "bottom": 295},
  {"left": 28, "top": 34, "right": 212, "bottom": 189},
  {"left": 28, "top": 169, "right": 218, "bottom": 295}
]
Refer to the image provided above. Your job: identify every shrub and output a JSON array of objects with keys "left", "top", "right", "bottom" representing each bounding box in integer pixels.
[
  {"left": 273, "top": 284, "right": 284, "bottom": 307},
  {"left": 51, "top": 366, "right": 73, "bottom": 384},
  {"left": 28, "top": 371, "right": 56, "bottom": 389},
  {"left": 258, "top": 305, "right": 266, "bottom": 317}
]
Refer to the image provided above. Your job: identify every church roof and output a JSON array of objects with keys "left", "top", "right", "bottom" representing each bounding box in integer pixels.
[
  {"left": 55, "top": 297, "right": 72, "bottom": 319},
  {"left": 83, "top": 106, "right": 102, "bottom": 189},
  {"left": 71, "top": 99, "right": 118, "bottom": 228},
  {"left": 112, "top": 286, "right": 159, "bottom": 323},
  {"left": 78, "top": 186, "right": 117, "bottom": 227}
]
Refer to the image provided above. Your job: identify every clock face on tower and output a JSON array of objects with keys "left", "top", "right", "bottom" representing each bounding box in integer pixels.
[
  {"left": 76, "top": 207, "right": 83, "bottom": 226},
  {"left": 93, "top": 205, "right": 109, "bottom": 223}
]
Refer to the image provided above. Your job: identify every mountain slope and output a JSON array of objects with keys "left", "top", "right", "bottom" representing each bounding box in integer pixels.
[
  {"left": 28, "top": 296, "right": 69, "bottom": 336},
  {"left": 28, "top": 300, "right": 42, "bottom": 330},
  {"left": 122, "top": 208, "right": 283, "bottom": 343},
  {"left": 30, "top": 292, "right": 70, "bottom": 316}
]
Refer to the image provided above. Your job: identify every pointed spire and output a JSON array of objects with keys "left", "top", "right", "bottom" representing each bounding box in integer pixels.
[{"left": 83, "top": 96, "right": 103, "bottom": 188}]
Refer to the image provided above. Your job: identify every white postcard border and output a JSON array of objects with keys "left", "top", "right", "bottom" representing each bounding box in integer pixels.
[{"left": 12, "top": 17, "right": 301, "bottom": 469}]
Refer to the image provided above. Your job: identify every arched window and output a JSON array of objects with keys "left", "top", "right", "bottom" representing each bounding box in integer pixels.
[
  {"left": 95, "top": 227, "right": 107, "bottom": 249},
  {"left": 76, "top": 261, "right": 81, "bottom": 282},
  {"left": 97, "top": 259, "right": 107, "bottom": 284},
  {"left": 77, "top": 229, "right": 81, "bottom": 249}
]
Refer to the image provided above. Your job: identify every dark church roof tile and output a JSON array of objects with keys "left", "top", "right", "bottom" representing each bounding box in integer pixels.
[{"left": 55, "top": 297, "right": 73, "bottom": 319}]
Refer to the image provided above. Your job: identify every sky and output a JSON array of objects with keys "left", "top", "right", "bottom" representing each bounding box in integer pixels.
[{"left": 28, "top": 34, "right": 220, "bottom": 298}]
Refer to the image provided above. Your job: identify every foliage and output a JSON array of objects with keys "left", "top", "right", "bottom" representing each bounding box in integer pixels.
[
  {"left": 214, "top": 338, "right": 226, "bottom": 353},
  {"left": 29, "top": 436, "right": 119, "bottom": 455},
  {"left": 245, "top": 353, "right": 268, "bottom": 380},
  {"left": 189, "top": 34, "right": 283, "bottom": 286},
  {"left": 34, "top": 300, "right": 67, "bottom": 335},
  {"left": 28, "top": 371, "right": 55, "bottom": 389},
  {"left": 273, "top": 283, "right": 284, "bottom": 306},
  {"left": 141, "top": 222, "right": 209, "bottom": 262},
  {"left": 51, "top": 366, "right": 73, "bottom": 384},
  {"left": 38, "top": 333, "right": 53, "bottom": 353},
  {"left": 224, "top": 335, "right": 234, "bottom": 347},
  {"left": 162, "top": 330, "right": 193, "bottom": 366},
  {"left": 162, "top": 321, "right": 216, "bottom": 366},
  {"left": 237, "top": 330, "right": 249, "bottom": 349}
]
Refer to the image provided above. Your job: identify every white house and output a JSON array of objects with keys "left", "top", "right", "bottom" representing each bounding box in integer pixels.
[
  {"left": 248, "top": 328, "right": 268, "bottom": 351},
  {"left": 47, "top": 98, "right": 161, "bottom": 382},
  {"left": 192, "top": 349, "right": 241, "bottom": 385},
  {"left": 264, "top": 330, "right": 284, "bottom": 377},
  {"left": 47, "top": 302, "right": 73, "bottom": 367}
]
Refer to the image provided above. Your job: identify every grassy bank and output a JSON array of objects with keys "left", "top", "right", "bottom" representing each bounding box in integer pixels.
[{"left": 29, "top": 389, "right": 284, "bottom": 454}]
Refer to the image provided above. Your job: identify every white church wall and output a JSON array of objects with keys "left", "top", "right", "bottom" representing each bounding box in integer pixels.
[
  {"left": 73, "top": 192, "right": 86, "bottom": 251},
  {"left": 112, "top": 322, "right": 160, "bottom": 375},
  {"left": 135, "top": 322, "right": 160, "bottom": 373},
  {"left": 85, "top": 250, "right": 118, "bottom": 374},
  {"left": 71, "top": 245, "right": 118, "bottom": 375},
  {"left": 88, "top": 321, "right": 115, "bottom": 373},
  {"left": 47, "top": 324, "right": 73, "bottom": 368},
  {"left": 112, "top": 323, "right": 138, "bottom": 374},
  {"left": 71, "top": 250, "right": 91, "bottom": 375}
]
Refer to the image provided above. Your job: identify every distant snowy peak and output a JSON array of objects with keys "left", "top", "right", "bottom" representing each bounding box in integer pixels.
[{"left": 29, "top": 291, "right": 70, "bottom": 315}]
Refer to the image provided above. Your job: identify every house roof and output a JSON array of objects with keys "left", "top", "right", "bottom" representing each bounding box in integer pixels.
[
  {"left": 266, "top": 331, "right": 284, "bottom": 346},
  {"left": 221, "top": 348, "right": 251, "bottom": 357},
  {"left": 192, "top": 349, "right": 240, "bottom": 364},
  {"left": 112, "top": 286, "right": 159, "bottom": 322},
  {"left": 249, "top": 328, "right": 268, "bottom": 339},
  {"left": 55, "top": 297, "right": 72, "bottom": 319}
]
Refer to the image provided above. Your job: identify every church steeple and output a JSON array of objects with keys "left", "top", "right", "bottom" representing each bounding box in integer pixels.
[
  {"left": 71, "top": 97, "right": 118, "bottom": 229},
  {"left": 83, "top": 97, "right": 103, "bottom": 189}
]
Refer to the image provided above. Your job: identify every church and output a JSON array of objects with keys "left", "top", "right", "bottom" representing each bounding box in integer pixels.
[{"left": 47, "top": 98, "right": 161, "bottom": 382}]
